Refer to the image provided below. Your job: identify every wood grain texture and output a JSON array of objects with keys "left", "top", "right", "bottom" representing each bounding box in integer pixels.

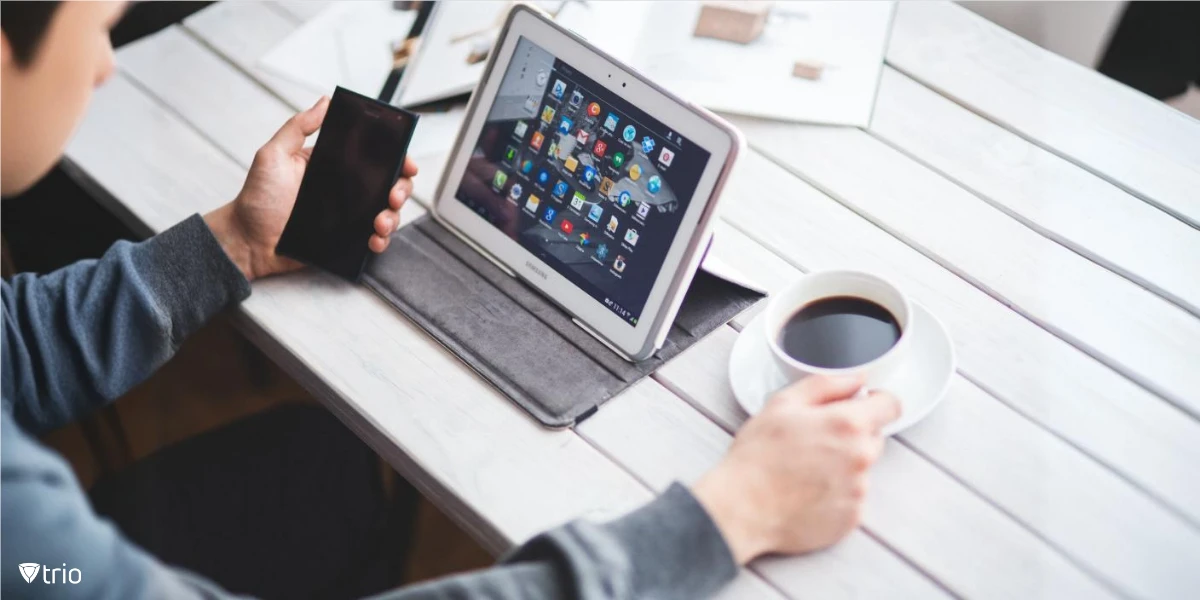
[
  {"left": 269, "top": 0, "right": 335, "bottom": 23},
  {"left": 871, "top": 68, "right": 1200, "bottom": 316},
  {"left": 656, "top": 323, "right": 1200, "bottom": 598},
  {"left": 117, "top": 27, "right": 295, "bottom": 168},
  {"left": 708, "top": 152, "right": 1200, "bottom": 527},
  {"left": 577, "top": 380, "right": 950, "bottom": 600},
  {"left": 886, "top": 1, "right": 1200, "bottom": 227},
  {"left": 182, "top": 0, "right": 323, "bottom": 110},
  {"left": 66, "top": 62, "right": 655, "bottom": 556},
  {"left": 84, "top": 4, "right": 1200, "bottom": 597},
  {"left": 735, "top": 116, "right": 1200, "bottom": 416}
]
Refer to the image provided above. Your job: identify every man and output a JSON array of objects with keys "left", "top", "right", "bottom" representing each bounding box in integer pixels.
[{"left": 1, "top": 2, "right": 900, "bottom": 598}]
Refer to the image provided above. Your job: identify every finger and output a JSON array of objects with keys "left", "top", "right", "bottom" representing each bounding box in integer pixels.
[
  {"left": 774, "top": 374, "right": 866, "bottom": 407},
  {"left": 269, "top": 96, "right": 329, "bottom": 152},
  {"left": 374, "top": 211, "right": 397, "bottom": 237},
  {"left": 369, "top": 234, "right": 390, "bottom": 254},
  {"left": 389, "top": 178, "right": 413, "bottom": 210},
  {"left": 855, "top": 390, "right": 903, "bottom": 433},
  {"left": 298, "top": 146, "right": 314, "bottom": 161},
  {"left": 400, "top": 156, "right": 419, "bottom": 177}
]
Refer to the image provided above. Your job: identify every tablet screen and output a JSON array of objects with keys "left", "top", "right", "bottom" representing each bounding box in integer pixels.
[{"left": 453, "top": 37, "right": 712, "bottom": 327}]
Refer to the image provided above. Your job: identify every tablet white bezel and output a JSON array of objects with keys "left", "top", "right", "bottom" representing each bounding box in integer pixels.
[{"left": 433, "top": 6, "right": 740, "bottom": 360}]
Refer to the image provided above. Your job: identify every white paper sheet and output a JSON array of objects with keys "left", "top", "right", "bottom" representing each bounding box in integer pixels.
[
  {"left": 259, "top": 2, "right": 416, "bottom": 98},
  {"left": 636, "top": 1, "right": 895, "bottom": 126},
  {"left": 393, "top": 0, "right": 893, "bottom": 126}
]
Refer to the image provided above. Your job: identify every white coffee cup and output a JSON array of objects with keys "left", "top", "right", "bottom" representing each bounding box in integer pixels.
[{"left": 763, "top": 270, "right": 913, "bottom": 389}]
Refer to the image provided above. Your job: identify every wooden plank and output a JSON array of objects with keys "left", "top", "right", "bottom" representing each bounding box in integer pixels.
[
  {"left": 65, "top": 74, "right": 242, "bottom": 233},
  {"left": 117, "top": 27, "right": 295, "bottom": 168},
  {"left": 656, "top": 314, "right": 1200, "bottom": 594},
  {"left": 182, "top": 0, "right": 322, "bottom": 110},
  {"left": 577, "top": 380, "right": 950, "bottom": 600},
  {"left": 269, "top": 0, "right": 335, "bottom": 23},
  {"left": 871, "top": 68, "right": 1200, "bottom": 316},
  {"left": 734, "top": 116, "right": 1200, "bottom": 417},
  {"left": 679, "top": 151, "right": 1200, "bottom": 528},
  {"left": 886, "top": 2, "right": 1200, "bottom": 227},
  {"left": 67, "top": 61, "right": 653, "bottom": 557},
  {"left": 579, "top": 380, "right": 1115, "bottom": 599}
]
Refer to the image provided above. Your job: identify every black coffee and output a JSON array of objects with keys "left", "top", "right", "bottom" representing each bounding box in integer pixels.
[{"left": 778, "top": 296, "right": 901, "bottom": 369}]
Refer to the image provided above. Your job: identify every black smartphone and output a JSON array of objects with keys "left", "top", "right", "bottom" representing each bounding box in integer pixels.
[{"left": 276, "top": 86, "right": 419, "bottom": 281}]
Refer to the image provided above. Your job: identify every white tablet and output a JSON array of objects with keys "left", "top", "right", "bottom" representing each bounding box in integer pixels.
[{"left": 431, "top": 5, "right": 743, "bottom": 361}]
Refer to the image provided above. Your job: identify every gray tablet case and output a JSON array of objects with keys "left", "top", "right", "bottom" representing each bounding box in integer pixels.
[{"left": 362, "top": 215, "right": 764, "bottom": 428}]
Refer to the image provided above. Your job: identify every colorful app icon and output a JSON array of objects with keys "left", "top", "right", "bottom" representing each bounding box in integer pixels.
[
  {"left": 658, "top": 147, "right": 675, "bottom": 167},
  {"left": 524, "top": 96, "right": 537, "bottom": 112},
  {"left": 524, "top": 192, "right": 538, "bottom": 212},
  {"left": 593, "top": 140, "right": 607, "bottom": 158},
  {"left": 504, "top": 145, "right": 518, "bottom": 163},
  {"left": 641, "top": 136, "right": 656, "bottom": 154},
  {"left": 521, "top": 159, "right": 534, "bottom": 174},
  {"left": 558, "top": 116, "right": 573, "bottom": 135},
  {"left": 647, "top": 175, "right": 662, "bottom": 195},
  {"left": 614, "top": 255, "right": 626, "bottom": 273},
  {"left": 579, "top": 232, "right": 590, "bottom": 246},
  {"left": 629, "top": 164, "right": 642, "bottom": 181},
  {"left": 564, "top": 156, "right": 579, "bottom": 172},
  {"left": 530, "top": 131, "right": 544, "bottom": 151},
  {"left": 637, "top": 201, "right": 650, "bottom": 219},
  {"left": 554, "top": 180, "right": 569, "bottom": 198},
  {"left": 560, "top": 219, "right": 573, "bottom": 234},
  {"left": 612, "top": 152, "right": 625, "bottom": 168},
  {"left": 572, "top": 191, "right": 587, "bottom": 211},
  {"left": 624, "top": 228, "right": 639, "bottom": 246},
  {"left": 617, "top": 190, "right": 632, "bottom": 208},
  {"left": 582, "top": 166, "right": 598, "bottom": 184},
  {"left": 587, "top": 102, "right": 601, "bottom": 117},
  {"left": 552, "top": 79, "right": 567, "bottom": 99},
  {"left": 510, "top": 183, "right": 523, "bottom": 200},
  {"left": 548, "top": 141, "right": 559, "bottom": 160},
  {"left": 543, "top": 206, "right": 557, "bottom": 222},
  {"left": 541, "top": 105, "right": 556, "bottom": 123},
  {"left": 570, "top": 90, "right": 584, "bottom": 107},
  {"left": 607, "top": 215, "right": 619, "bottom": 233},
  {"left": 599, "top": 177, "right": 615, "bottom": 195},
  {"left": 604, "top": 113, "right": 619, "bottom": 131},
  {"left": 622, "top": 124, "right": 636, "bottom": 142},
  {"left": 576, "top": 130, "right": 590, "bottom": 145},
  {"left": 514, "top": 121, "right": 528, "bottom": 138},
  {"left": 596, "top": 243, "right": 609, "bottom": 260},
  {"left": 492, "top": 169, "right": 507, "bottom": 189},
  {"left": 588, "top": 203, "right": 604, "bottom": 223},
  {"left": 537, "top": 169, "right": 550, "bottom": 186}
]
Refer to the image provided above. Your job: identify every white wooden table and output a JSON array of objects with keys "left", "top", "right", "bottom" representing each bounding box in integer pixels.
[{"left": 64, "top": 2, "right": 1200, "bottom": 598}]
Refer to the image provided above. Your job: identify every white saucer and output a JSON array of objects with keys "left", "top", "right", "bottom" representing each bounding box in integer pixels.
[{"left": 729, "top": 302, "right": 955, "bottom": 436}]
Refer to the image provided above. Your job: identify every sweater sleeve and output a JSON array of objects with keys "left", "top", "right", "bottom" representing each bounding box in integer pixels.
[
  {"left": 1, "top": 214, "right": 251, "bottom": 434},
  {"left": 370, "top": 483, "right": 739, "bottom": 600}
]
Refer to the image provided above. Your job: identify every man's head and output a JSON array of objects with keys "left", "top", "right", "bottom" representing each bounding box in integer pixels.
[{"left": 1, "top": 2, "right": 125, "bottom": 196}]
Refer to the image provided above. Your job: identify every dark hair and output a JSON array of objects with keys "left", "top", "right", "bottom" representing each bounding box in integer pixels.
[{"left": 1, "top": 2, "right": 62, "bottom": 66}]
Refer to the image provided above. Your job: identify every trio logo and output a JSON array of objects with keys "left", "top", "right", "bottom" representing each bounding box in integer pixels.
[{"left": 18, "top": 562, "right": 82, "bottom": 585}]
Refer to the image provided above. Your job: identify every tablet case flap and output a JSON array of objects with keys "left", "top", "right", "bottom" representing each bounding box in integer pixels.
[{"left": 362, "top": 215, "right": 764, "bottom": 428}]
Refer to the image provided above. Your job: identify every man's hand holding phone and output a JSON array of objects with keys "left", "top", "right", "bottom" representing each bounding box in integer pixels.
[{"left": 204, "top": 96, "right": 418, "bottom": 282}]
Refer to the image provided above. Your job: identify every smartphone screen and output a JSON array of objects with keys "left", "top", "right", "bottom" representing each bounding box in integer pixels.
[{"left": 276, "top": 87, "right": 418, "bottom": 281}]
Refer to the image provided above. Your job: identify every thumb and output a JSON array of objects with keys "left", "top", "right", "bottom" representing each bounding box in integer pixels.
[
  {"left": 268, "top": 96, "right": 329, "bottom": 151},
  {"left": 774, "top": 374, "right": 865, "bottom": 407}
]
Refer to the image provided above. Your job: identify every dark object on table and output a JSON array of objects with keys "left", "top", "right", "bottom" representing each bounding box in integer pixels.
[
  {"left": 379, "top": 0, "right": 438, "bottom": 102},
  {"left": 1098, "top": 1, "right": 1200, "bottom": 100},
  {"left": 276, "top": 87, "right": 419, "bottom": 282},
  {"left": 363, "top": 216, "right": 765, "bottom": 428}
]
